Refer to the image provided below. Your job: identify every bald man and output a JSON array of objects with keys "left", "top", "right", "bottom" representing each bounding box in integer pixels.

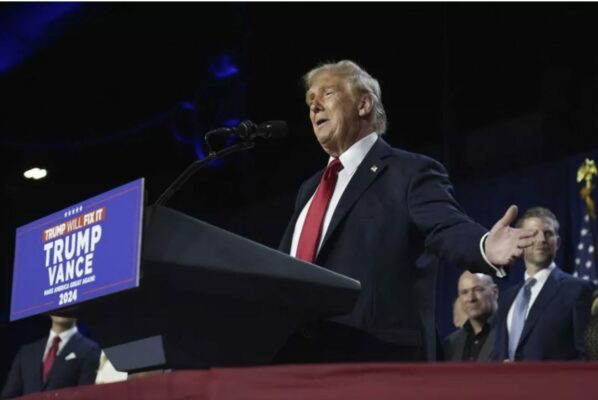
[{"left": 444, "top": 271, "right": 498, "bottom": 362}]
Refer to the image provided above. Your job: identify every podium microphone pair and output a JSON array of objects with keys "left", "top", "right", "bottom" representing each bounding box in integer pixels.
[
  {"left": 154, "top": 120, "right": 288, "bottom": 206},
  {"left": 206, "top": 120, "right": 288, "bottom": 141}
]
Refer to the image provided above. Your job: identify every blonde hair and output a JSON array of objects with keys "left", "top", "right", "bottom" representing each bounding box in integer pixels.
[
  {"left": 303, "top": 60, "right": 387, "bottom": 134},
  {"left": 515, "top": 207, "right": 560, "bottom": 232}
]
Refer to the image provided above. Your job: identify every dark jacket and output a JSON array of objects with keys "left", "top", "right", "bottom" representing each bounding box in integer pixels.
[
  {"left": 443, "top": 317, "right": 496, "bottom": 361},
  {"left": 1, "top": 332, "right": 100, "bottom": 399},
  {"left": 494, "top": 267, "right": 593, "bottom": 361},
  {"left": 280, "top": 138, "right": 491, "bottom": 361}
]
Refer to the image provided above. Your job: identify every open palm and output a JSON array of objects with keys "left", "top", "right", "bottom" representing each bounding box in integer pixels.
[{"left": 485, "top": 205, "right": 538, "bottom": 266}]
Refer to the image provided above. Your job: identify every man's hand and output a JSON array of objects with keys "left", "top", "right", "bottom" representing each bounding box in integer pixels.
[{"left": 484, "top": 205, "right": 538, "bottom": 266}]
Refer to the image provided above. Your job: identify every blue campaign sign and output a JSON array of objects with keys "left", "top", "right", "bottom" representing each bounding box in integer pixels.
[{"left": 10, "top": 178, "right": 145, "bottom": 321}]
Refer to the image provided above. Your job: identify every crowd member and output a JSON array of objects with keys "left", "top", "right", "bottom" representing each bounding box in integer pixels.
[
  {"left": 494, "top": 207, "right": 593, "bottom": 361},
  {"left": 277, "top": 60, "right": 536, "bottom": 362},
  {"left": 444, "top": 271, "right": 498, "bottom": 361},
  {"left": 1, "top": 315, "right": 100, "bottom": 399}
]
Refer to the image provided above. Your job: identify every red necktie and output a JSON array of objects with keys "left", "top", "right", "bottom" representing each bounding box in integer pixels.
[
  {"left": 42, "top": 336, "right": 61, "bottom": 383},
  {"left": 296, "top": 158, "right": 344, "bottom": 262}
]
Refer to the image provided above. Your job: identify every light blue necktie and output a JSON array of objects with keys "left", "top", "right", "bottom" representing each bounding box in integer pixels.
[{"left": 508, "top": 278, "right": 537, "bottom": 360}]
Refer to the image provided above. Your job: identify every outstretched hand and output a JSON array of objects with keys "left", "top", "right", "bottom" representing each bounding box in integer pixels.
[{"left": 484, "top": 205, "right": 538, "bottom": 266}]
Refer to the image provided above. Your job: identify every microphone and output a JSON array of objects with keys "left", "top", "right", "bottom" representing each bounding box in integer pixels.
[
  {"left": 154, "top": 119, "right": 287, "bottom": 206},
  {"left": 207, "top": 120, "right": 288, "bottom": 140}
]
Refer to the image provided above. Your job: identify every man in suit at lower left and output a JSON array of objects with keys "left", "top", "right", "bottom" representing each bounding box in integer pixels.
[{"left": 1, "top": 315, "right": 101, "bottom": 399}]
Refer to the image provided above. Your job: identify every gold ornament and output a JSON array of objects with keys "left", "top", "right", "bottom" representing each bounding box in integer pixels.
[{"left": 577, "top": 158, "right": 597, "bottom": 219}]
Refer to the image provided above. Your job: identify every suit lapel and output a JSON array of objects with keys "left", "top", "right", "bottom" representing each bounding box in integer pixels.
[
  {"left": 479, "top": 323, "right": 496, "bottom": 361},
  {"left": 279, "top": 174, "right": 321, "bottom": 253},
  {"left": 31, "top": 338, "right": 47, "bottom": 390},
  {"left": 300, "top": 174, "right": 323, "bottom": 209},
  {"left": 317, "top": 138, "right": 391, "bottom": 257},
  {"left": 279, "top": 212, "right": 299, "bottom": 253},
  {"left": 518, "top": 268, "right": 562, "bottom": 349},
  {"left": 43, "top": 333, "right": 80, "bottom": 389},
  {"left": 451, "top": 331, "right": 467, "bottom": 361}
]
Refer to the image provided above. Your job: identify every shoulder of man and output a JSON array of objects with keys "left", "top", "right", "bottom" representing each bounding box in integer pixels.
[
  {"left": 70, "top": 333, "right": 101, "bottom": 355},
  {"left": 552, "top": 267, "right": 595, "bottom": 291},
  {"left": 382, "top": 142, "right": 448, "bottom": 174},
  {"left": 444, "top": 328, "right": 465, "bottom": 345},
  {"left": 20, "top": 336, "right": 48, "bottom": 353},
  {"left": 7, "top": 336, "right": 48, "bottom": 366}
]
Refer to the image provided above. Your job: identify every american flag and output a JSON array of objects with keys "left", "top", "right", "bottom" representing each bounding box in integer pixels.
[{"left": 573, "top": 212, "right": 598, "bottom": 285}]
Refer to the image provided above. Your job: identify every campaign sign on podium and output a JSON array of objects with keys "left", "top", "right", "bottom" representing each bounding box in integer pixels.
[{"left": 10, "top": 178, "right": 144, "bottom": 321}]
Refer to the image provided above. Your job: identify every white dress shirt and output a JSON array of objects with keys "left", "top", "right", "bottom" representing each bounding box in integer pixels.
[
  {"left": 507, "top": 263, "right": 557, "bottom": 335},
  {"left": 290, "top": 132, "right": 379, "bottom": 257},
  {"left": 42, "top": 325, "right": 78, "bottom": 361}
]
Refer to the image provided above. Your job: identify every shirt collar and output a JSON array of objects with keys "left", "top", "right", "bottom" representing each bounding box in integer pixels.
[
  {"left": 524, "top": 262, "right": 556, "bottom": 285},
  {"left": 463, "top": 313, "right": 494, "bottom": 336},
  {"left": 329, "top": 132, "right": 378, "bottom": 176},
  {"left": 49, "top": 324, "right": 78, "bottom": 345}
]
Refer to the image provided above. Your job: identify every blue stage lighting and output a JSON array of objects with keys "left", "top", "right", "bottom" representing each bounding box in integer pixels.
[
  {"left": 0, "top": 3, "right": 81, "bottom": 74},
  {"left": 208, "top": 54, "right": 239, "bottom": 80}
]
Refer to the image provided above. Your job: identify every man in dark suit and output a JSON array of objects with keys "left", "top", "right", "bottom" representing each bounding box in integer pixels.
[
  {"left": 494, "top": 207, "right": 593, "bottom": 361},
  {"left": 1, "top": 315, "right": 101, "bottom": 399},
  {"left": 444, "top": 271, "right": 498, "bottom": 362},
  {"left": 277, "top": 60, "right": 537, "bottom": 362}
]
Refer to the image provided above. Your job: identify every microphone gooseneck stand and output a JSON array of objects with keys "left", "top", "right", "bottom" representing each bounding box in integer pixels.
[{"left": 153, "top": 136, "right": 255, "bottom": 207}]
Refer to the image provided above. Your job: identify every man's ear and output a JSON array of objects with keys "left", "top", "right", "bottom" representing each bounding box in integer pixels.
[
  {"left": 357, "top": 94, "right": 374, "bottom": 117},
  {"left": 556, "top": 235, "right": 561, "bottom": 250}
]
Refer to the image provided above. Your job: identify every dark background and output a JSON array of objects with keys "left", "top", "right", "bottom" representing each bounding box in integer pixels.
[{"left": 2, "top": 2, "right": 598, "bottom": 376}]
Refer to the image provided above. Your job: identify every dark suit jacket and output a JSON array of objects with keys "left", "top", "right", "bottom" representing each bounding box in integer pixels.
[
  {"left": 443, "top": 319, "right": 496, "bottom": 362},
  {"left": 494, "top": 267, "right": 593, "bottom": 361},
  {"left": 1, "top": 332, "right": 101, "bottom": 399},
  {"left": 279, "top": 138, "right": 492, "bottom": 361}
]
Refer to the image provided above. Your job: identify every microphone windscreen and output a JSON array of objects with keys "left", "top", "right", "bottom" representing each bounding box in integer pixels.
[{"left": 261, "top": 120, "right": 288, "bottom": 138}]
